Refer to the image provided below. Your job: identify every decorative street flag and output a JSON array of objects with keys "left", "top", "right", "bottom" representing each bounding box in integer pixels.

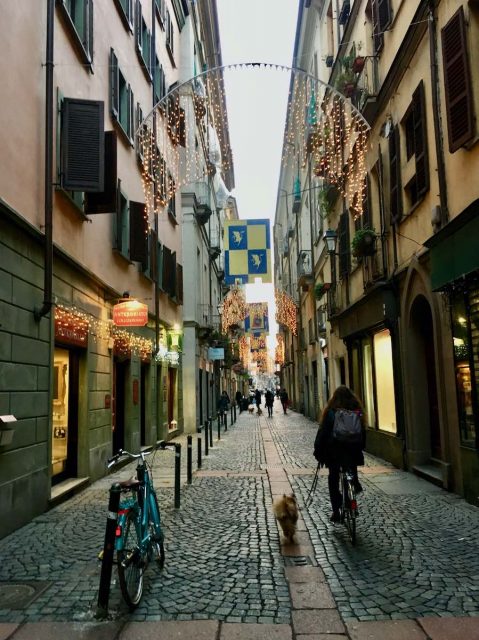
[
  {"left": 245, "top": 302, "right": 269, "bottom": 335},
  {"left": 224, "top": 219, "right": 271, "bottom": 284}
]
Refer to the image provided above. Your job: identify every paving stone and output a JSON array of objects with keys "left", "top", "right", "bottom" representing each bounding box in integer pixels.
[
  {"left": 9, "top": 622, "right": 123, "bottom": 640},
  {"left": 292, "top": 609, "right": 344, "bottom": 635},
  {"left": 120, "top": 620, "right": 218, "bottom": 639},
  {"left": 290, "top": 582, "right": 336, "bottom": 609},
  {"left": 0, "top": 624, "right": 19, "bottom": 640},
  {"left": 221, "top": 622, "right": 292, "bottom": 639},
  {"left": 418, "top": 616, "right": 479, "bottom": 639},
  {"left": 346, "top": 620, "right": 427, "bottom": 639}
]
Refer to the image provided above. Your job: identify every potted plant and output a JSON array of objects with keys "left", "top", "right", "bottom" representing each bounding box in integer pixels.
[
  {"left": 314, "top": 282, "right": 331, "bottom": 300},
  {"left": 351, "top": 227, "right": 377, "bottom": 258},
  {"left": 352, "top": 55, "right": 365, "bottom": 74}
]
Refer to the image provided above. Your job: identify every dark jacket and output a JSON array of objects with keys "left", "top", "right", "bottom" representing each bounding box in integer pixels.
[
  {"left": 279, "top": 390, "right": 289, "bottom": 405},
  {"left": 218, "top": 393, "right": 229, "bottom": 413},
  {"left": 255, "top": 390, "right": 262, "bottom": 406},
  {"left": 265, "top": 390, "right": 274, "bottom": 407},
  {"left": 313, "top": 409, "right": 365, "bottom": 468}
]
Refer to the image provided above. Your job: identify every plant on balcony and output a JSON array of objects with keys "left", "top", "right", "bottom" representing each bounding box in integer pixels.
[
  {"left": 351, "top": 226, "right": 377, "bottom": 258},
  {"left": 352, "top": 55, "right": 365, "bottom": 74},
  {"left": 314, "top": 282, "right": 331, "bottom": 300}
]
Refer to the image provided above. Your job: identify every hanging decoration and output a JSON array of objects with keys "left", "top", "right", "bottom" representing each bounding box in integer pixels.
[
  {"left": 221, "top": 286, "right": 246, "bottom": 333},
  {"left": 137, "top": 64, "right": 370, "bottom": 227},
  {"left": 275, "top": 334, "right": 285, "bottom": 365},
  {"left": 275, "top": 289, "right": 298, "bottom": 336},
  {"left": 244, "top": 302, "right": 269, "bottom": 334}
]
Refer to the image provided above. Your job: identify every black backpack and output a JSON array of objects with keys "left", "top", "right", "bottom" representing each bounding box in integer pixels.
[{"left": 331, "top": 409, "right": 362, "bottom": 444}]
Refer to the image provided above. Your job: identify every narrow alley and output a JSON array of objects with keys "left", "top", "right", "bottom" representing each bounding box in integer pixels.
[{"left": 1, "top": 402, "right": 479, "bottom": 639}]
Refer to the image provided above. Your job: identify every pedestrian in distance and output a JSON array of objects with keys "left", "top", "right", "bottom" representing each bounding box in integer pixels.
[
  {"left": 265, "top": 389, "right": 274, "bottom": 417},
  {"left": 218, "top": 390, "right": 230, "bottom": 417},
  {"left": 279, "top": 388, "right": 289, "bottom": 414},
  {"left": 235, "top": 389, "right": 243, "bottom": 413},
  {"left": 254, "top": 389, "right": 262, "bottom": 409},
  {"left": 313, "top": 385, "right": 366, "bottom": 523}
]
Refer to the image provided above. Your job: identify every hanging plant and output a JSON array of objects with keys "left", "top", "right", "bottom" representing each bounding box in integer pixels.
[
  {"left": 351, "top": 227, "right": 377, "bottom": 258},
  {"left": 314, "top": 282, "right": 331, "bottom": 300}
]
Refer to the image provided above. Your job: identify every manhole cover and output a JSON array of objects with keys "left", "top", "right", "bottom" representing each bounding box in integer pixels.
[
  {"left": 0, "top": 582, "right": 50, "bottom": 609},
  {"left": 284, "top": 556, "right": 313, "bottom": 566}
]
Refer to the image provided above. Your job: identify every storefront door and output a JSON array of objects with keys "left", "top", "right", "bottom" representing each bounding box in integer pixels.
[{"left": 112, "top": 359, "right": 127, "bottom": 454}]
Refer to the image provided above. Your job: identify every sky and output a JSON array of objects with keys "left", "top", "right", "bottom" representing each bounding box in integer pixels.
[{"left": 215, "top": 0, "right": 298, "bottom": 355}]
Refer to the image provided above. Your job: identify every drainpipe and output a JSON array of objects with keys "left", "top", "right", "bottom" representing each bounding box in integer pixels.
[
  {"left": 428, "top": 0, "right": 449, "bottom": 226},
  {"left": 152, "top": 0, "right": 160, "bottom": 353},
  {"left": 35, "top": 0, "right": 55, "bottom": 321}
]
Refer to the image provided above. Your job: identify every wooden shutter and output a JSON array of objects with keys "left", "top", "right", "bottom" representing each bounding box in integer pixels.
[
  {"left": 135, "top": 0, "right": 142, "bottom": 52},
  {"left": 338, "top": 212, "right": 350, "bottom": 277},
  {"left": 129, "top": 201, "right": 148, "bottom": 263},
  {"left": 162, "top": 245, "right": 172, "bottom": 292},
  {"left": 441, "top": 7, "right": 475, "bottom": 152},
  {"left": 389, "top": 125, "right": 402, "bottom": 224},
  {"left": 61, "top": 98, "right": 104, "bottom": 191},
  {"left": 176, "top": 263, "right": 183, "bottom": 304},
  {"left": 413, "top": 82, "right": 429, "bottom": 198},
  {"left": 110, "top": 49, "right": 119, "bottom": 118},
  {"left": 170, "top": 251, "right": 177, "bottom": 298},
  {"left": 87, "top": 0, "right": 93, "bottom": 61},
  {"left": 149, "top": 229, "right": 158, "bottom": 281},
  {"left": 85, "top": 131, "right": 117, "bottom": 213}
]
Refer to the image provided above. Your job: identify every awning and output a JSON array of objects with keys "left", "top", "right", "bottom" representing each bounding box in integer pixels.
[{"left": 425, "top": 199, "right": 479, "bottom": 291}]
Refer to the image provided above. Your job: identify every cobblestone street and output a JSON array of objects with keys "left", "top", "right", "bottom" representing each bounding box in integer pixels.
[{"left": 1, "top": 403, "right": 479, "bottom": 639}]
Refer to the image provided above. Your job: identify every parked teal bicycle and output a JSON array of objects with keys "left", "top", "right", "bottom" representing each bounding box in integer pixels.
[{"left": 107, "top": 442, "right": 165, "bottom": 609}]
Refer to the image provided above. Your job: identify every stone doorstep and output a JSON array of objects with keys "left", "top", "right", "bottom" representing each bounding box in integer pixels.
[{"left": 49, "top": 477, "right": 90, "bottom": 505}]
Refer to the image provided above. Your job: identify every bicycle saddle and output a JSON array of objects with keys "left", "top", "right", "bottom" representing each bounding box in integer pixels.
[{"left": 119, "top": 477, "right": 141, "bottom": 490}]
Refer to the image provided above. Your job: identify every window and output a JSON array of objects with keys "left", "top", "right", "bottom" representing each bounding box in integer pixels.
[
  {"left": 153, "top": 56, "right": 166, "bottom": 104},
  {"left": 59, "top": 0, "right": 93, "bottom": 63},
  {"left": 403, "top": 82, "right": 429, "bottom": 208},
  {"left": 165, "top": 9, "right": 174, "bottom": 60},
  {"left": 162, "top": 246, "right": 177, "bottom": 298},
  {"left": 155, "top": 0, "right": 166, "bottom": 28},
  {"left": 371, "top": 0, "right": 391, "bottom": 54},
  {"left": 388, "top": 124, "right": 402, "bottom": 223},
  {"left": 110, "top": 49, "right": 134, "bottom": 143},
  {"left": 135, "top": 1, "right": 152, "bottom": 79},
  {"left": 129, "top": 201, "right": 149, "bottom": 265},
  {"left": 441, "top": 7, "right": 475, "bottom": 152},
  {"left": 338, "top": 211, "right": 350, "bottom": 277},
  {"left": 176, "top": 264, "right": 183, "bottom": 304},
  {"left": 167, "top": 173, "right": 177, "bottom": 220},
  {"left": 114, "top": 191, "right": 130, "bottom": 258},
  {"left": 114, "top": 0, "right": 133, "bottom": 30}
]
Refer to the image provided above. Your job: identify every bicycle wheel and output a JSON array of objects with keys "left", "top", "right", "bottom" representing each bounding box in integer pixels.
[
  {"left": 343, "top": 478, "right": 357, "bottom": 545},
  {"left": 148, "top": 493, "right": 165, "bottom": 569},
  {"left": 117, "top": 510, "right": 144, "bottom": 609}
]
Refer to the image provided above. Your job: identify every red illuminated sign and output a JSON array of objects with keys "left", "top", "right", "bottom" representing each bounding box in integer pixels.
[{"left": 112, "top": 301, "right": 148, "bottom": 327}]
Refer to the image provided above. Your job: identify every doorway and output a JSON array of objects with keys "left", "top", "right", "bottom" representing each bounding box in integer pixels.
[
  {"left": 51, "top": 347, "right": 79, "bottom": 483},
  {"left": 113, "top": 359, "right": 127, "bottom": 454},
  {"left": 140, "top": 362, "right": 148, "bottom": 446},
  {"left": 409, "top": 295, "right": 441, "bottom": 460}
]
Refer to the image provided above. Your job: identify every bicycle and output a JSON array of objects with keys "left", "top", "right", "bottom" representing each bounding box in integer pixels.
[
  {"left": 339, "top": 467, "right": 358, "bottom": 545},
  {"left": 107, "top": 441, "right": 166, "bottom": 609}
]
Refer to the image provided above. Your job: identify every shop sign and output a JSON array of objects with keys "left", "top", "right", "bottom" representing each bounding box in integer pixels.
[
  {"left": 208, "top": 347, "right": 225, "bottom": 360},
  {"left": 113, "top": 300, "right": 148, "bottom": 327},
  {"left": 54, "top": 313, "right": 88, "bottom": 348}
]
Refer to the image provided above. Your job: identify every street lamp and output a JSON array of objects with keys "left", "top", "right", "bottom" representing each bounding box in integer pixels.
[{"left": 323, "top": 228, "right": 338, "bottom": 255}]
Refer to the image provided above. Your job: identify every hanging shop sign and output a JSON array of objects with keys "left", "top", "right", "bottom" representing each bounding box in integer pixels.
[
  {"left": 113, "top": 300, "right": 148, "bottom": 327},
  {"left": 208, "top": 347, "right": 225, "bottom": 361}
]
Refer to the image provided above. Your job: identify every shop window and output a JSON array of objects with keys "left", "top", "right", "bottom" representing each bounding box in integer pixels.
[
  {"left": 362, "top": 339, "right": 376, "bottom": 427},
  {"left": 373, "top": 329, "right": 396, "bottom": 432},
  {"left": 453, "top": 291, "right": 477, "bottom": 446}
]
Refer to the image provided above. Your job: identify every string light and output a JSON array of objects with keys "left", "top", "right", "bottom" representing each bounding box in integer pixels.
[
  {"left": 221, "top": 286, "right": 246, "bottom": 333},
  {"left": 275, "top": 288, "right": 298, "bottom": 336},
  {"left": 275, "top": 334, "right": 285, "bottom": 365}
]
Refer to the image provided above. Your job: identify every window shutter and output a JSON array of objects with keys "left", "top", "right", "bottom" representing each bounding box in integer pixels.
[
  {"left": 129, "top": 201, "right": 148, "bottom": 263},
  {"left": 441, "top": 7, "right": 475, "bottom": 152},
  {"left": 176, "top": 263, "right": 183, "bottom": 304},
  {"left": 378, "top": 0, "right": 391, "bottom": 32},
  {"left": 85, "top": 131, "right": 118, "bottom": 213},
  {"left": 170, "top": 251, "right": 177, "bottom": 298},
  {"left": 338, "top": 212, "right": 350, "bottom": 277},
  {"left": 362, "top": 176, "right": 372, "bottom": 229},
  {"left": 114, "top": 179, "right": 123, "bottom": 250},
  {"left": 389, "top": 125, "right": 402, "bottom": 223},
  {"left": 135, "top": 0, "right": 142, "bottom": 51},
  {"left": 110, "top": 49, "right": 119, "bottom": 118},
  {"left": 128, "top": 85, "right": 134, "bottom": 140},
  {"left": 162, "top": 245, "right": 172, "bottom": 291},
  {"left": 149, "top": 229, "right": 158, "bottom": 280},
  {"left": 372, "top": 0, "right": 384, "bottom": 53},
  {"left": 413, "top": 82, "right": 429, "bottom": 198},
  {"left": 87, "top": 0, "right": 93, "bottom": 61},
  {"left": 61, "top": 98, "right": 104, "bottom": 191},
  {"left": 157, "top": 242, "right": 163, "bottom": 287}
]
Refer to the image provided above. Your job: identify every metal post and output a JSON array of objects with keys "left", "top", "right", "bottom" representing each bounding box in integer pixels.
[
  {"left": 209, "top": 417, "right": 213, "bottom": 448},
  {"left": 233, "top": 403, "right": 237, "bottom": 423},
  {"left": 224, "top": 410, "right": 228, "bottom": 431},
  {"left": 217, "top": 412, "right": 221, "bottom": 440},
  {"left": 204, "top": 422, "right": 209, "bottom": 456},
  {"left": 174, "top": 443, "right": 181, "bottom": 509},
  {"left": 230, "top": 404, "right": 233, "bottom": 425},
  {"left": 197, "top": 426, "right": 202, "bottom": 468},
  {"left": 187, "top": 435, "right": 192, "bottom": 484},
  {"left": 96, "top": 482, "right": 121, "bottom": 618}
]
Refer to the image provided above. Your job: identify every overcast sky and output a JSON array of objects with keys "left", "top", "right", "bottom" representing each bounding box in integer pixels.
[{"left": 216, "top": 0, "right": 298, "bottom": 354}]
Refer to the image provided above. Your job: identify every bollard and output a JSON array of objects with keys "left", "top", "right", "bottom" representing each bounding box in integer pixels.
[
  {"left": 96, "top": 482, "right": 121, "bottom": 618},
  {"left": 174, "top": 443, "right": 181, "bottom": 508},
  {"left": 209, "top": 417, "right": 213, "bottom": 448},
  {"left": 230, "top": 404, "right": 233, "bottom": 425},
  {"left": 187, "top": 435, "right": 192, "bottom": 484},
  {"left": 204, "top": 423, "right": 209, "bottom": 456},
  {"left": 224, "top": 410, "right": 228, "bottom": 432},
  {"left": 217, "top": 412, "right": 221, "bottom": 440},
  {"left": 197, "top": 426, "right": 202, "bottom": 468},
  {"left": 233, "top": 403, "right": 237, "bottom": 423}
]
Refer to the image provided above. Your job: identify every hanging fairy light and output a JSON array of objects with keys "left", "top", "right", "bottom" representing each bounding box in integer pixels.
[
  {"left": 275, "top": 334, "right": 285, "bottom": 365},
  {"left": 275, "top": 289, "right": 298, "bottom": 336},
  {"left": 221, "top": 286, "right": 246, "bottom": 333}
]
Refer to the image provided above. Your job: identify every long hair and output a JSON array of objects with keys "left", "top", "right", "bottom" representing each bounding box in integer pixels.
[{"left": 321, "top": 385, "right": 366, "bottom": 426}]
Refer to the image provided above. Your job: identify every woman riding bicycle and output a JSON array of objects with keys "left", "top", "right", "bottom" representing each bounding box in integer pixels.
[{"left": 313, "top": 385, "right": 366, "bottom": 522}]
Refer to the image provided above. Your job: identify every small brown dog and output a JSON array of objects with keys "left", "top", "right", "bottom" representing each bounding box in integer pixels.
[
  {"left": 257, "top": 407, "right": 263, "bottom": 416},
  {"left": 248, "top": 404, "right": 255, "bottom": 414},
  {"left": 272, "top": 494, "right": 298, "bottom": 544}
]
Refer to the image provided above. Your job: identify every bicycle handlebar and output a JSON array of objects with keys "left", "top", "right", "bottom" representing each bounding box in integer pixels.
[{"left": 106, "top": 440, "right": 177, "bottom": 469}]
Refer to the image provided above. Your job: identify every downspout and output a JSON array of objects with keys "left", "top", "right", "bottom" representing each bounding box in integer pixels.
[
  {"left": 428, "top": 0, "right": 449, "bottom": 226},
  {"left": 152, "top": 0, "right": 160, "bottom": 353},
  {"left": 35, "top": 0, "right": 55, "bottom": 321}
]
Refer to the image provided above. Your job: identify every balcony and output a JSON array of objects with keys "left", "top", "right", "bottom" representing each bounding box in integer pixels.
[
  {"left": 297, "top": 249, "right": 314, "bottom": 291},
  {"left": 351, "top": 56, "right": 379, "bottom": 122},
  {"left": 194, "top": 181, "right": 213, "bottom": 225},
  {"left": 197, "top": 304, "right": 220, "bottom": 337}
]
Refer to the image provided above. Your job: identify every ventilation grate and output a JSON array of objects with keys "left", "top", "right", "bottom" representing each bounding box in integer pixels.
[{"left": 284, "top": 555, "right": 313, "bottom": 566}]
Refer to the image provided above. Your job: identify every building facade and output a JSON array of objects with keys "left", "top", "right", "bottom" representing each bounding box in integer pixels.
[
  {"left": 275, "top": 0, "right": 479, "bottom": 504},
  {"left": 0, "top": 0, "right": 227, "bottom": 537}
]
